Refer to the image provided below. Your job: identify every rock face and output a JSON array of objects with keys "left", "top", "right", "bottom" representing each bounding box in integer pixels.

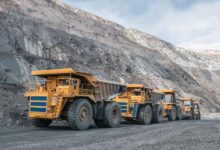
[{"left": 0, "top": 0, "right": 220, "bottom": 126}]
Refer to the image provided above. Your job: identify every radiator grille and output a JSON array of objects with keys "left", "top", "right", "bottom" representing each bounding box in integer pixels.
[{"left": 29, "top": 96, "right": 47, "bottom": 112}]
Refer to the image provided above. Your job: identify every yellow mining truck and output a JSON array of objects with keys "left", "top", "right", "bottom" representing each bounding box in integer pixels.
[
  {"left": 24, "top": 68, "right": 125, "bottom": 130},
  {"left": 155, "top": 90, "right": 182, "bottom": 121},
  {"left": 178, "top": 97, "right": 201, "bottom": 120},
  {"left": 192, "top": 99, "right": 201, "bottom": 120},
  {"left": 114, "top": 84, "right": 164, "bottom": 125}
]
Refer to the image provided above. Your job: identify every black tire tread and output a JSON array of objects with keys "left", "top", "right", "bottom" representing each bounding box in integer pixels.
[
  {"left": 102, "top": 102, "right": 121, "bottom": 128},
  {"left": 176, "top": 107, "right": 182, "bottom": 120},
  {"left": 168, "top": 106, "right": 176, "bottom": 121},
  {"left": 68, "top": 99, "right": 92, "bottom": 130},
  {"left": 138, "top": 105, "right": 152, "bottom": 125},
  {"left": 153, "top": 104, "right": 163, "bottom": 123}
]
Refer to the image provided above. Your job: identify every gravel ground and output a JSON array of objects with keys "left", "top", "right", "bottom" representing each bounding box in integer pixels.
[{"left": 0, "top": 120, "right": 220, "bottom": 150}]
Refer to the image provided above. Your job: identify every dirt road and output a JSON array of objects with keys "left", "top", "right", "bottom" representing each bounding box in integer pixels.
[{"left": 0, "top": 120, "right": 220, "bottom": 150}]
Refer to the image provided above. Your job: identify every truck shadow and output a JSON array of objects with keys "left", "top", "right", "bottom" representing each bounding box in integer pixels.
[{"left": 38, "top": 119, "right": 201, "bottom": 131}]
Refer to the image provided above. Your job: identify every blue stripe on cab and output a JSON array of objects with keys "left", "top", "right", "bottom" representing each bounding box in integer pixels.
[
  {"left": 121, "top": 109, "right": 127, "bottom": 112},
  {"left": 31, "top": 96, "right": 47, "bottom": 101},
  {"left": 118, "top": 102, "right": 127, "bottom": 105},
  {"left": 120, "top": 106, "right": 127, "bottom": 109},
  {"left": 31, "top": 102, "right": 46, "bottom": 107},
  {"left": 30, "top": 107, "right": 46, "bottom": 112}
]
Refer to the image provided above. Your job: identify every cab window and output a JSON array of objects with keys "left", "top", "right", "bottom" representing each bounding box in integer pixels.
[
  {"left": 70, "top": 80, "right": 77, "bottom": 89},
  {"left": 58, "top": 79, "right": 69, "bottom": 86},
  {"left": 184, "top": 101, "right": 191, "bottom": 106},
  {"left": 164, "top": 94, "right": 172, "bottom": 102},
  {"left": 132, "top": 90, "right": 141, "bottom": 96}
]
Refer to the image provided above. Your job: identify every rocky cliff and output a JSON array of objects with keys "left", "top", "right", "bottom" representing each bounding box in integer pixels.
[{"left": 0, "top": 0, "right": 220, "bottom": 127}]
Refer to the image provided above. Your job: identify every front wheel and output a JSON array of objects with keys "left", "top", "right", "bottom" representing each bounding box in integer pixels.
[
  {"left": 138, "top": 105, "right": 152, "bottom": 125},
  {"left": 68, "top": 99, "right": 93, "bottom": 130},
  {"left": 176, "top": 107, "right": 182, "bottom": 120},
  {"left": 168, "top": 106, "right": 176, "bottom": 121},
  {"left": 189, "top": 110, "right": 193, "bottom": 120},
  {"left": 195, "top": 112, "right": 201, "bottom": 120}
]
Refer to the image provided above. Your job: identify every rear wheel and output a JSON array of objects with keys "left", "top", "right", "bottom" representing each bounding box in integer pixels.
[
  {"left": 102, "top": 102, "right": 121, "bottom": 128},
  {"left": 176, "top": 107, "right": 182, "bottom": 120},
  {"left": 198, "top": 112, "right": 201, "bottom": 120},
  {"left": 68, "top": 99, "right": 93, "bottom": 130},
  {"left": 168, "top": 106, "right": 176, "bottom": 121},
  {"left": 138, "top": 105, "right": 152, "bottom": 125},
  {"left": 153, "top": 104, "right": 163, "bottom": 123},
  {"left": 195, "top": 112, "right": 201, "bottom": 120},
  {"left": 31, "top": 118, "right": 52, "bottom": 127}
]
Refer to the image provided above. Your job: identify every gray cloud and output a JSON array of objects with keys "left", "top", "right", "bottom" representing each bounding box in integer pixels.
[{"left": 64, "top": 0, "right": 220, "bottom": 50}]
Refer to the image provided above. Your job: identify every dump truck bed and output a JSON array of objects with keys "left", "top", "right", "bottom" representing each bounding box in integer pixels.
[
  {"left": 31, "top": 68, "right": 125, "bottom": 101},
  {"left": 93, "top": 80, "right": 125, "bottom": 101}
]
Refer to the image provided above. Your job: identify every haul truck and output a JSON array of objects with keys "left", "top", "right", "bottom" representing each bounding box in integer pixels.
[
  {"left": 178, "top": 97, "right": 201, "bottom": 120},
  {"left": 192, "top": 99, "right": 201, "bottom": 120},
  {"left": 114, "top": 84, "right": 164, "bottom": 125},
  {"left": 155, "top": 90, "right": 182, "bottom": 121},
  {"left": 24, "top": 68, "right": 125, "bottom": 130}
]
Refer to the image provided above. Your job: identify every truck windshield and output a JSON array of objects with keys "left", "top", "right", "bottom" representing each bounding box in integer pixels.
[
  {"left": 184, "top": 101, "right": 191, "bottom": 106},
  {"left": 132, "top": 90, "right": 141, "bottom": 96},
  {"left": 58, "top": 79, "right": 69, "bottom": 86},
  {"left": 164, "top": 94, "right": 172, "bottom": 102}
]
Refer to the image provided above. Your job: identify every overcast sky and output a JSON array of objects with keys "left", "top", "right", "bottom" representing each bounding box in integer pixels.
[{"left": 64, "top": 0, "right": 220, "bottom": 50}]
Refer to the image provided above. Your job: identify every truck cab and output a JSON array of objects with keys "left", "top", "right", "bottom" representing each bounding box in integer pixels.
[
  {"left": 178, "top": 98, "right": 201, "bottom": 120},
  {"left": 56, "top": 76, "right": 80, "bottom": 96},
  {"left": 114, "top": 84, "right": 164, "bottom": 125},
  {"left": 192, "top": 100, "right": 201, "bottom": 120},
  {"left": 154, "top": 90, "right": 181, "bottom": 121},
  {"left": 178, "top": 97, "right": 193, "bottom": 119},
  {"left": 130, "top": 88, "right": 150, "bottom": 103},
  {"left": 25, "top": 74, "right": 88, "bottom": 120}
]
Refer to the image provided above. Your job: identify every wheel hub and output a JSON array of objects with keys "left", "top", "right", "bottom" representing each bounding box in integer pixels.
[
  {"left": 112, "top": 108, "right": 117, "bottom": 123},
  {"left": 80, "top": 107, "right": 88, "bottom": 123},
  {"left": 145, "top": 108, "right": 151, "bottom": 120}
]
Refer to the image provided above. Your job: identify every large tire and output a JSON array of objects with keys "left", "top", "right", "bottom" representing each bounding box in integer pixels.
[
  {"left": 192, "top": 110, "right": 195, "bottom": 120},
  {"left": 198, "top": 112, "right": 201, "bottom": 120},
  {"left": 153, "top": 104, "right": 163, "bottom": 123},
  {"left": 189, "top": 110, "right": 193, "bottom": 120},
  {"left": 102, "top": 102, "right": 121, "bottom": 128},
  {"left": 31, "top": 118, "right": 52, "bottom": 127},
  {"left": 195, "top": 114, "right": 199, "bottom": 120},
  {"left": 68, "top": 99, "right": 93, "bottom": 130},
  {"left": 138, "top": 105, "right": 152, "bottom": 125},
  {"left": 168, "top": 106, "right": 176, "bottom": 121},
  {"left": 195, "top": 111, "right": 201, "bottom": 120},
  {"left": 176, "top": 107, "right": 182, "bottom": 120}
]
